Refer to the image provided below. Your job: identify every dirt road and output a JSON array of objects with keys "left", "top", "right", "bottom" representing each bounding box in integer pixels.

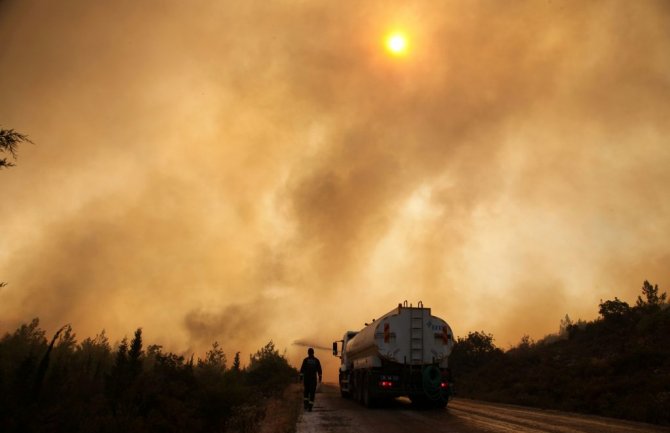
[{"left": 296, "top": 384, "right": 670, "bottom": 433}]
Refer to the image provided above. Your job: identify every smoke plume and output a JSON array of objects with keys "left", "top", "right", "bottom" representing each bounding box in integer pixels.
[{"left": 1, "top": 1, "right": 669, "bottom": 375}]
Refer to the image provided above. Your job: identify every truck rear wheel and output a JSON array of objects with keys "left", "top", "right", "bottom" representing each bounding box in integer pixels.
[
  {"left": 362, "top": 383, "right": 371, "bottom": 407},
  {"left": 353, "top": 372, "right": 363, "bottom": 403},
  {"left": 362, "top": 372, "right": 377, "bottom": 408}
]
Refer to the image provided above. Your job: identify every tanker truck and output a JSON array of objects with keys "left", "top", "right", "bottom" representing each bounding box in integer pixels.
[{"left": 332, "top": 301, "right": 454, "bottom": 408}]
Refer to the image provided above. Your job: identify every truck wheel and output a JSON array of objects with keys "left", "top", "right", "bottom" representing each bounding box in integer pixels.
[
  {"left": 339, "top": 378, "right": 351, "bottom": 398},
  {"left": 354, "top": 372, "right": 362, "bottom": 403},
  {"left": 362, "top": 384, "right": 370, "bottom": 407},
  {"left": 362, "top": 372, "right": 377, "bottom": 408}
]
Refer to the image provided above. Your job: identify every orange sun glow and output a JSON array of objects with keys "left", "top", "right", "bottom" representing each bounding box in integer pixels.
[{"left": 385, "top": 32, "right": 408, "bottom": 56}]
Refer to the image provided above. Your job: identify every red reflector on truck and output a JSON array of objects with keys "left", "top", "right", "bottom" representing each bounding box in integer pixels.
[{"left": 379, "top": 381, "right": 394, "bottom": 388}]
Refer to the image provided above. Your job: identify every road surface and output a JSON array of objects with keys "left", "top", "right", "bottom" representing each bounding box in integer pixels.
[{"left": 296, "top": 384, "right": 670, "bottom": 433}]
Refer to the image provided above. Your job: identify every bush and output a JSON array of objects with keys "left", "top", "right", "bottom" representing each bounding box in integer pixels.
[
  {"left": 0, "top": 321, "right": 298, "bottom": 433},
  {"left": 452, "top": 281, "right": 670, "bottom": 425}
]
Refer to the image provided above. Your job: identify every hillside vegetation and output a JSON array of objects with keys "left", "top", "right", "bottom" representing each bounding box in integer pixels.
[
  {"left": 450, "top": 280, "right": 670, "bottom": 425},
  {"left": 0, "top": 323, "right": 298, "bottom": 433}
]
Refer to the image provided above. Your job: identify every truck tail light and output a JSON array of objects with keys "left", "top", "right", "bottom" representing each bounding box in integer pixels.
[{"left": 379, "top": 380, "right": 394, "bottom": 389}]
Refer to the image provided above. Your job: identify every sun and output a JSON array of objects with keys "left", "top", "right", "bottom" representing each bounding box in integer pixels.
[{"left": 385, "top": 32, "right": 408, "bottom": 56}]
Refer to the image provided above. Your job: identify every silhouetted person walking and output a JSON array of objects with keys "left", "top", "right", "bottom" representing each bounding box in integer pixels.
[{"left": 300, "top": 348, "right": 322, "bottom": 411}]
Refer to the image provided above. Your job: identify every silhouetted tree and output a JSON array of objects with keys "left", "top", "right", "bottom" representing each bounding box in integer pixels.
[
  {"left": 517, "top": 334, "right": 535, "bottom": 350},
  {"left": 107, "top": 337, "right": 129, "bottom": 414},
  {"left": 0, "top": 127, "right": 32, "bottom": 169},
  {"left": 559, "top": 314, "right": 573, "bottom": 336},
  {"left": 0, "top": 318, "right": 47, "bottom": 408},
  {"left": 1, "top": 320, "right": 302, "bottom": 433},
  {"left": 599, "top": 297, "right": 631, "bottom": 319},
  {"left": 247, "top": 341, "right": 297, "bottom": 396},
  {"left": 459, "top": 331, "right": 498, "bottom": 355},
  {"left": 127, "top": 328, "right": 143, "bottom": 378},
  {"left": 1, "top": 127, "right": 32, "bottom": 287},
  {"left": 636, "top": 280, "right": 667, "bottom": 309},
  {"left": 449, "top": 280, "right": 670, "bottom": 425},
  {"left": 449, "top": 331, "right": 503, "bottom": 381},
  {"left": 77, "top": 330, "right": 112, "bottom": 380},
  {"left": 232, "top": 352, "right": 241, "bottom": 371},
  {"left": 197, "top": 341, "right": 226, "bottom": 373},
  {"left": 33, "top": 325, "right": 68, "bottom": 398},
  {"left": 115, "top": 338, "right": 129, "bottom": 371}
]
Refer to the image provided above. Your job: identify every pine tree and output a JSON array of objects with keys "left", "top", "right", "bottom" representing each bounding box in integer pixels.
[
  {"left": 232, "top": 352, "right": 241, "bottom": 371},
  {"left": 128, "top": 328, "right": 143, "bottom": 377},
  {"left": 636, "top": 280, "right": 667, "bottom": 309}
]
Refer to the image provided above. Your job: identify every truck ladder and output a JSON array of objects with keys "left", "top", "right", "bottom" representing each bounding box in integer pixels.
[{"left": 409, "top": 306, "right": 425, "bottom": 364}]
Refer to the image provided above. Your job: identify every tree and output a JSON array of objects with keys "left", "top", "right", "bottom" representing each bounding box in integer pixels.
[
  {"left": 450, "top": 331, "right": 503, "bottom": 374},
  {"left": 636, "top": 280, "right": 667, "bottom": 309},
  {"left": 247, "top": 341, "right": 296, "bottom": 395},
  {"left": 0, "top": 320, "right": 302, "bottom": 432},
  {"left": 232, "top": 352, "right": 241, "bottom": 371},
  {"left": 77, "top": 331, "right": 113, "bottom": 378},
  {"left": 115, "top": 337, "right": 129, "bottom": 369},
  {"left": 1, "top": 127, "right": 33, "bottom": 286},
  {"left": 197, "top": 341, "right": 226, "bottom": 373},
  {"left": 517, "top": 334, "right": 535, "bottom": 350},
  {"left": 127, "top": 328, "right": 143, "bottom": 377},
  {"left": 599, "top": 297, "right": 631, "bottom": 319},
  {"left": 33, "top": 325, "right": 69, "bottom": 398},
  {"left": 459, "top": 331, "right": 498, "bottom": 355},
  {"left": 559, "top": 314, "right": 573, "bottom": 336},
  {"left": 0, "top": 127, "right": 32, "bottom": 169}
]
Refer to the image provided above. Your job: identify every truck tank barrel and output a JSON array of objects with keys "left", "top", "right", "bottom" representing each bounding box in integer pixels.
[{"left": 344, "top": 304, "right": 454, "bottom": 366}]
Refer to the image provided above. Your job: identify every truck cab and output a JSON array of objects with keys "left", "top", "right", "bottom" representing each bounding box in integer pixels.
[{"left": 332, "top": 331, "right": 357, "bottom": 397}]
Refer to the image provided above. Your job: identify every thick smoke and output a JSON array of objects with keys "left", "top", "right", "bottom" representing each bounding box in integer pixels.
[{"left": 1, "top": 1, "right": 669, "bottom": 374}]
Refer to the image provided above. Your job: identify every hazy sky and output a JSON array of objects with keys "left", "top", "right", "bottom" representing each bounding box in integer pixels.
[{"left": 1, "top": 1, "right": 669, "bottom": 376}]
